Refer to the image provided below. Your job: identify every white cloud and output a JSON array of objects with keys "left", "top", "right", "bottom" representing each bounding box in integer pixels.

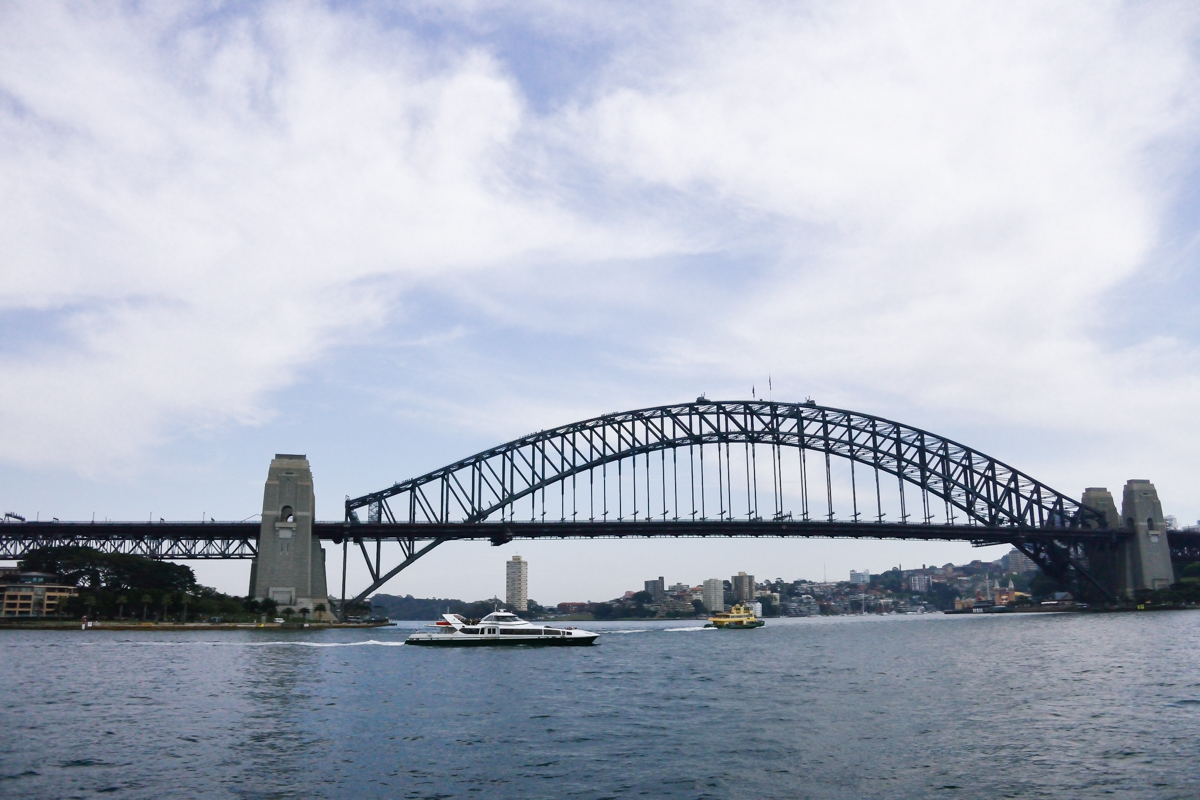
[
  {"left": 1, "top": 0, "right": 1199, "bottom": 516},
  {"left": 564, "top": 2, "right": 1200, "bottom": 449},
  {"left": 0, "top": 2, "right": 664, "bottom": 471}
]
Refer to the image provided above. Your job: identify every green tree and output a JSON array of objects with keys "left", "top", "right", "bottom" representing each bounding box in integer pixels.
[
  {"left": 116, "top": 595, "right": 128, "bottom": 620},
  {"left": 161, "top": 593, "right": 172, "bottom": 622},
  {"left": 870, "top": 569, "right": 903, "bottom": 594},
  {"left": 692, "top": 599, "right": 707, "bottom": 615},
  {"left": 141, "top": 594, "right": 152, "bottom": 621},
  {"left": 20, "top": 546, "right": 195, "bottom": 595},
  {"left": 925, "top": 582, "right": 960, "bottom": 611},
  {"left": 592, "top": 602, "right": 615, "bottom": 620}
]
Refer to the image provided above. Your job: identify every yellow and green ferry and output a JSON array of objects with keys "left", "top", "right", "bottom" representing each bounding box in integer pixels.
[{"left": 705, "top": 603, "right": 765, "bottom": 629}]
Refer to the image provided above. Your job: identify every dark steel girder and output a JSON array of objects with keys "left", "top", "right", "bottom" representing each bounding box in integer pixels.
[
  {"left": 339, "top": 400, "right": 1120, "bottom": 603},
  {"left": 345, "top": 400, "right": 1108, "bottom": 531},
  {"left": 0, "top": 522, "right": 259, "bottom": 560},
  {"left": 319, "top": 520, "right": 1127, "bottom": 545},
  {"left": 3, "top": 518, "right": 1150, "bottom": 557},
  {"left": 9, "top": 519, "right": 1182, "bottom": 607}
]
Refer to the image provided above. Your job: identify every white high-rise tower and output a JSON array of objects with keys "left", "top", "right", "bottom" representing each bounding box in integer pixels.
[{"left": 506, "top": 555, "right": 528, "bottom": 611}]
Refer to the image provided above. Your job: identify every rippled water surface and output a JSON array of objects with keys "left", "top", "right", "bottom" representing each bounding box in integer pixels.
[{"left": 4, "top": 611, "right": 1200, "bottom": 799}]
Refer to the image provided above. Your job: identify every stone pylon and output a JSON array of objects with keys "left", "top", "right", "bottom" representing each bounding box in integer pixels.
[
  {"left": 1082, "top": 484, "right": 1176, "bottom": 600},
  {"left": 1120, "top": 480, "right": 1175, "bottom": 594},
  {"left": 1080, "top": 487, "right": 1126, "bottom": 598},
  {"left": 248, "top": 455, "right": 330, "bottom": 618}
]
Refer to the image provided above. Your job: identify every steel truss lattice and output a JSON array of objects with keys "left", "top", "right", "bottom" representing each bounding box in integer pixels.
[
  {"left": 341, "top": 400, "right": 1115, "bottom": 606},
  {"left": 348, "top": 400, "right": 1105, "bottom": 530},
  {"left": 0, "top": 522, "right": 259, "bottom": 560}
]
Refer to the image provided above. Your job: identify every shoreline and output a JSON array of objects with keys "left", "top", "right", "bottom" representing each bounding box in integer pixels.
[{"left": 0, "top": 620, "right": 392, "bottom": 631}]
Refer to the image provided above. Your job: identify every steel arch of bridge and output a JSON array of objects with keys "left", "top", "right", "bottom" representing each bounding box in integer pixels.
[
  {"left": 335, "top": 400, "right": 1114, "bottom": 610},
  {"left": 347, "top": 400, "right": 1105, "bottom": 531}
]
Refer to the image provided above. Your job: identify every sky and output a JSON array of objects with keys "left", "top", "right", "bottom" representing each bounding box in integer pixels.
[{"left": 2, "top": 1, "right": 1199, "bottom": 605}]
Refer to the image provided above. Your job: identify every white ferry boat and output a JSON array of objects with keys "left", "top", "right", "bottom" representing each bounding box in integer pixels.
[{"left": 404, "top": 611, "right": 599, "bottom": 647}]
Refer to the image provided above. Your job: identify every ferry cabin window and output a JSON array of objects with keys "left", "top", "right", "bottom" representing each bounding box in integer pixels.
[{"left": 462, "top": 628, "right": 479, "bottom": 634}]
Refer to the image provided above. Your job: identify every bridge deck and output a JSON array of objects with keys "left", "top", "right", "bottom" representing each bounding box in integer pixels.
[{"left": 0, "top": 519, "right": 1147, "bottom": 560}]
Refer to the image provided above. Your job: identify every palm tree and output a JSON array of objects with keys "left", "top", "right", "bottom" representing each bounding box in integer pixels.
[
  {"left": 161, "top": 593, "right": 172, "bottom": 622},
  {"left": 314, "top": 603, "right": 327, "bottom": 621},
  {"left": 82, "top": 594, "right": 97, "bottom": 622},
  {"left": 141, "top": 594, "right": 152, "bottom": 621},
  {"left": 116, "top": 595, "right": 128, "bottom": 620},
  {"left": 299, "top": 607, "right": 310, "bottom": 623},
  {"left": 181, "top": 593, "right": 191, "bottom": 624}
]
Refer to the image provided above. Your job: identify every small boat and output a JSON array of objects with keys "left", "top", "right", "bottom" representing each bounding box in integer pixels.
[
  {"left": 404, "top": 611, "right": 600, "bottom": 646},
  {"left": 705, "top": 603, "right": 765, "bottom": 629}
]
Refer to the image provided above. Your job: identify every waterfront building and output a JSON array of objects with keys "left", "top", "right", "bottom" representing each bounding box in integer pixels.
[
  {"left": 557, "top": 602, "right": 588, "bottom": 614},
  {"left": 909, "top": 574, "right": 932, "bottom": 593},
  {"left": 993, "top": 579, "right": 1022, "bottom": 606},
  {"left": 644, "top": 576, "right": 665, "bottom": 601},
  {"left": 506, "top": 555, "right": 528, "bottom": 611},
  {"left": 755, "top": 588, "right": 781, "bottom": 608},
  {"left": 658, "top": 597, "right": 698, "bottom": 616},
  {"left": 732, "top": 572, "right": 754, "bottom": 603},
  {"left": 702, "top": 578, "right": 725, "bottom": 613},
  {"left": 849, "top": 569, "right": 870, "bottom": 585},
  {"left": 0, "top": 570, "right": 77, "bottom": 617}
]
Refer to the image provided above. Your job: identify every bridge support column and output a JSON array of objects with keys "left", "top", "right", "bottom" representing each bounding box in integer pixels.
[
  {"left": 1120, "top": 480, "right": 1175, "bottom": 595},
  {"left": 1080, "top": 487, "right": 1129, "bottom": 599},
  {"left": 250, "top": 454, "right": 331, "bottom": 620}
]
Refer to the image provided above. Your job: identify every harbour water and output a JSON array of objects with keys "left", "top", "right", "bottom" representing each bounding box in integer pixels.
[{"left": 4, "top": 611, "right": 1199, "bottom": 799}]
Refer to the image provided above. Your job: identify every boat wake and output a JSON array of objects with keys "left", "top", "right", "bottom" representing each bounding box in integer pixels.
[
  {"left": 136, "top": 639, "right": 406, "bottom": 648},
  {"left": 663, "top": 626, "right": 714, "bottom": 632}
]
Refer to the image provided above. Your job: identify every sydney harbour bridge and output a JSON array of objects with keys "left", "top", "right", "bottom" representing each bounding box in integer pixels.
[{"left": 2, "top": 399, "right": 1194, "bottom": 609}]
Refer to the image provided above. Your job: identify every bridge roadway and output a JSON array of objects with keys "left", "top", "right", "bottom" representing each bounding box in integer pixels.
[{"left": 8, "top": 518, "right": 1197, "bottom": 561}]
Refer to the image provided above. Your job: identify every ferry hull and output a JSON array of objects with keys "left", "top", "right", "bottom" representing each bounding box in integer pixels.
[
  {"left": 406, "top": 611, "right": 600, "bottom": 647},
  {"left": 405, "top": 635, "right": 597, "bottom": 647}
]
